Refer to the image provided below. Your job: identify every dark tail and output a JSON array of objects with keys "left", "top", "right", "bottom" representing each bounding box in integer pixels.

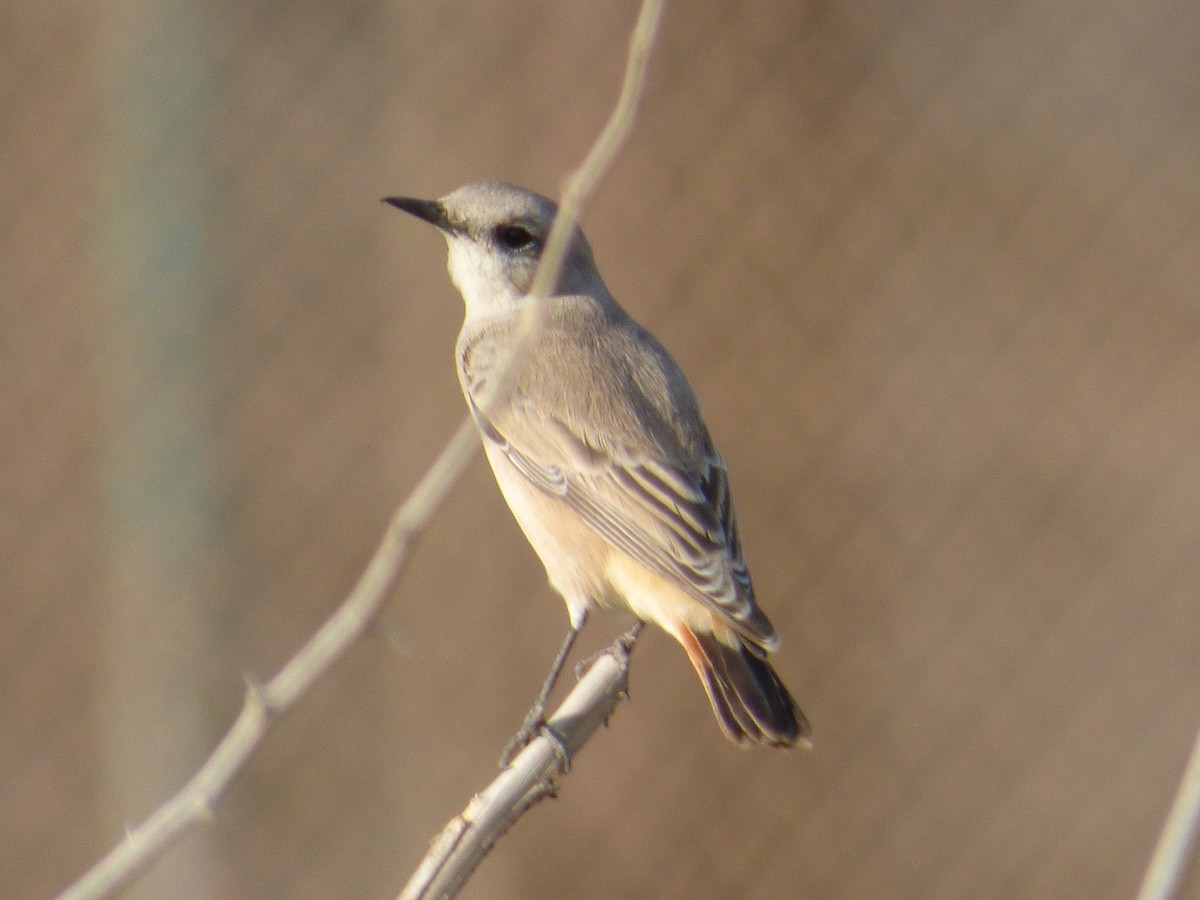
[{"left": 678, "top": 629, "right": 812, "bottom": 748}]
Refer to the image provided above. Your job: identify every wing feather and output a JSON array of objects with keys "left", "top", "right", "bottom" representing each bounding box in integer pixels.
[{"left": 476, "top": 395, "right": 777, "bottom": 649}]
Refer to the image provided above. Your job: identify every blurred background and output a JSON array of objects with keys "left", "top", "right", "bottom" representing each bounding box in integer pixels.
[{"left": 4, "top": 1, "right": 1199, "bottom": 897}]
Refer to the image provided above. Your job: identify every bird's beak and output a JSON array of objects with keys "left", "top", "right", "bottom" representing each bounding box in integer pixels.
[{"left": 383, "top": 196, "right": 456, "bottom": 233}]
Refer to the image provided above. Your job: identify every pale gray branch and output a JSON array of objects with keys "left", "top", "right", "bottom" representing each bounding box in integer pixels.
[
  {"left": 397, "top": 642, "right": 635, "bottom": 900},
  {"left": 56, "top": 1, "right": 666, "bottom": 898},
  {"left": 1137, "top": 718, "right": 1200, "bottom": 900},
  {"left": 472, "top": 0, "right": 668, "bottom": 423}
]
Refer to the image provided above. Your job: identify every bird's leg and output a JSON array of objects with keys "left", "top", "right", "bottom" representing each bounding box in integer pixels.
[{"left": 500, "top": 621, "right": 583, "bottom": 768}]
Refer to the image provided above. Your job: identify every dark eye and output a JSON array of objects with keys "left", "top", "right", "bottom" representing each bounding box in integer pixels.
[{"left": 495, "top": 223, "right": 539, "bottom": 252}]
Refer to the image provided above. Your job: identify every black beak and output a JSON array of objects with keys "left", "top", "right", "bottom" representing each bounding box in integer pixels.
[{"left": 383, "top": 196, "right": 454, "bottom": 231}]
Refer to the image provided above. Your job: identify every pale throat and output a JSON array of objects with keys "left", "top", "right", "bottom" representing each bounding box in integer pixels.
[{"left": 445, "top": 238, "right": 528, "bottom": 323}]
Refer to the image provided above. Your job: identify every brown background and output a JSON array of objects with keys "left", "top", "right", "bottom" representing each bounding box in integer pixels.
[{"left": 4, "top": 1, "right": 1200, "bottom": 898}]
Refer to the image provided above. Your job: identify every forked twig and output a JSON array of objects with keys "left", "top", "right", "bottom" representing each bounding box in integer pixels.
[{"left": 56, "top": 2, "right": 666, "bottom": 898}]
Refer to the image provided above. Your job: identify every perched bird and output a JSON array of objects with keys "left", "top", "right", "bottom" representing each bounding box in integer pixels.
[{"left": 385, "top": 182, "right": 810, "bottom": 748}]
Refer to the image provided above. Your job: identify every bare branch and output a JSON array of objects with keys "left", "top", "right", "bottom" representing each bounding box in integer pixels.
[
  {"left": 397, "top": 640, "right": 635, "bottom": 900},
  {"left": 470, "top": 0, "right": 668, "bottom": 423},
  {"left": 1137, "top": 718, "right": 1200, "bottom": 900},
  {"left": 55, "top": 413, "right": 480, "bottom": 900},
  {"left": 56, "top": 1, "right": 666, "bottom": 898}
]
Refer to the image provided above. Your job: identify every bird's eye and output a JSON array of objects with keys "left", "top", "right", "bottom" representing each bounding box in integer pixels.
[{"left": 495, "top": 224, "right": 539, "bottom": 252}]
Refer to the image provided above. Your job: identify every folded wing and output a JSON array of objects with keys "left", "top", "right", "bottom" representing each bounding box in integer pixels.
[{"left": 474, "top": 395, "right": 779, "bottom": 652}]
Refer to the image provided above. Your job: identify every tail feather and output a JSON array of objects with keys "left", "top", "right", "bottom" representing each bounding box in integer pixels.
[{"left": 678, "top": 628, "right": 812, "bottom": 748}]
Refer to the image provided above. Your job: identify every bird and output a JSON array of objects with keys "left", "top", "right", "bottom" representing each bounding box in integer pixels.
[{"left": 384, "top": 182, "right": 810, "bottom": 749}]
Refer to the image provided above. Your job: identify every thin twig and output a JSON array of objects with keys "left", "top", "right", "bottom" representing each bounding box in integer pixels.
[
  {"left": 471, "top": 0, "right": 667, "bottom": 423},
  {"left": 397, "top": 638, "right": 637, "bottom": 900},
  {"left": 1137, "top": 718, "right": 1200, "bottom": 900},
  {"left": 55, "top": 412, "right": 480, "bottom": 900},
  {"left": 55, "top": 1, "right": 666, "bottom": 898}
]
